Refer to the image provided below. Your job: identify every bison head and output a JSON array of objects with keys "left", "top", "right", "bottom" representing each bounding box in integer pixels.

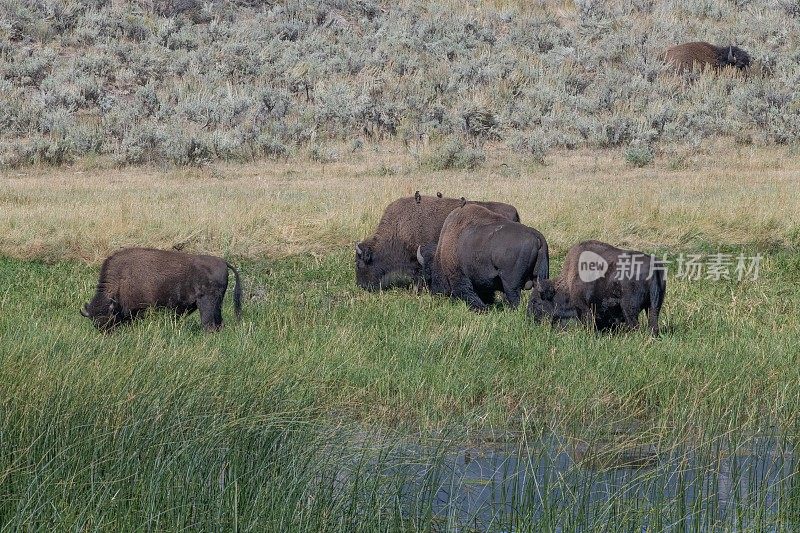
[
  {"left": 719, "top": 45, "right": 750, "bottom": 70},
  {"left": 355, "top": 240, "right": 417, "bottom": 291},
  {"left": 528, "top": 280, "right": 576, "bottom": 326},
  {"left": 80, "top": 296, "right": 123, "bottom": 331}
]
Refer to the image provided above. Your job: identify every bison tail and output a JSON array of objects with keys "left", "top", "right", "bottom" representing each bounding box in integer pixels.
[
  {"left": 651, "top": 267, "right": 666, "bottom": 310},
  {"left": 535, "top": 238, "right": 550, "bottom": 281},
  {"left": 648, "top": 267, "right": 666, "bottom": 335},
  {"left": 227, "top": 262, "right": 243, "bottom": 320}
]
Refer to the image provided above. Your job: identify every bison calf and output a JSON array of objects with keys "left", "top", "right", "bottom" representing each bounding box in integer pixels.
[
  {"left": 81, "top": 248, "right": 242, "bottom": 332},
  {"left": 665, "top": 42, "right": 751, "bottom": 73},
  {"left": 528, "top": 240, "right": 666, "bottom": 335},
  {"left": 356, "top": 194, "right": 520, "bottom": 291},
  {"left": 416, "top": 204, "right": 549, "bottom": 311}
]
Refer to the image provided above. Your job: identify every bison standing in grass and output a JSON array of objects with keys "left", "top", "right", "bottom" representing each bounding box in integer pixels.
[
  {"left": 416, "top": 203, "right": 549, "bottom": 311},
  {"left": 355, "top": 194, "right": 520, "bottom": 291},
  {"left": 81, "top": 248, "right": 242, "bottom": 332},
  {"left": 528, "top": 240, "right": 666, "bottom": 336},
  {"left": 665, "top": 42, "right": 751, "bottom": 73}
]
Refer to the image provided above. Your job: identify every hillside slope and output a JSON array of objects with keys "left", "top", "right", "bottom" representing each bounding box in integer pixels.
[{"left": 1, "top": 0, "right": 798, "bottom": 167}]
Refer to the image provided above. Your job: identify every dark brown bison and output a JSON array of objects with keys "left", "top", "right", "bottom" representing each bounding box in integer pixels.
[
  {"left": 528, "top": 240, "right": 666, "bottom": 335},
  {"left": 355, "top": 194, "right": 520, "bottom": 291},
  {"left": 665, "top": 42, "right": 751, "bottom": 72},
  {"left": 81, "top": 248, "right": 242, "bottom": 332},
  {"left": 415, "top": 203, "right": 549, "bottom": 311}
]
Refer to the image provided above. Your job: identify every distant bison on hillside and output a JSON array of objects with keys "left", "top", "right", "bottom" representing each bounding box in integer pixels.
[
  {"left": 81, "top": 248, "right": 242, "bottom": 332},
  {"left": 355, "top": 194, "right": 520, "bottom": 291},
  {"left": 665, "top": 42, "right": 751, "bottom": 73}
]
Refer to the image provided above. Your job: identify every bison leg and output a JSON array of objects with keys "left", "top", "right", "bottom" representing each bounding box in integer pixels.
[
  {"left": 620, "top": 294, "right": 641, "bottom": 331},
  {"left": 646, "top": 309, "right": 660, "bottom": 336},
  {"left": 647, "top": 273, "right": 666, "bottom": 337},
  {"left": 502, "top": 286, "right": 522, "bottom": 308},
  {"left": 198, "top": 294, "right": 224, "bottom": 332},
  {"left": 499, "top": 274, "right": 524, "bottom": 309},
  {"left": 646, "top": 302, "right": 662, "bottom": 336},
  {"left": 477, "top": 287, "right": 497, "bottom": 306},
  {"left": 452, "top": 281, "right": 489, "bottom": 313}
]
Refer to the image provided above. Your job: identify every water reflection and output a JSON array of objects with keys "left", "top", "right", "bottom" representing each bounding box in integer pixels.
[{"left": 372, "top": 432, "right": 798, "bottom": 530}]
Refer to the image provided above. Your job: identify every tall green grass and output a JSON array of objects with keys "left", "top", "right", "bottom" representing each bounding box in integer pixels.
[{"left": 1, "top": 251, "right": 798, "bottom": 529}]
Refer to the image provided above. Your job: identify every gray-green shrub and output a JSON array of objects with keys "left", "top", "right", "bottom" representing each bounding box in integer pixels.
[{"left": 0, "top": 0, "right": 798, "bottom": 168}]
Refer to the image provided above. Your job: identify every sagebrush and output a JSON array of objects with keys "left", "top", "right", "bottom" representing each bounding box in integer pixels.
[{"left": 1, "top": 0, "right": 798, "bottom": 168}]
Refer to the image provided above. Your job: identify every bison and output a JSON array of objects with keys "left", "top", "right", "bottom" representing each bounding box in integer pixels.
[
  {"left": 665, "top": 42, "right": 751, "bottom": 73},
  {"left": 527, "top": 240, "right": 666, "bottom": 335},
  {"left": 415, "top": 203, "right": 549, "bottom": 311},
  {"left": 80, "top": 247, "right": 242, "bottom": 332},
  {"left": 355, "top": 194, "right": 520, "bottom": 291}
]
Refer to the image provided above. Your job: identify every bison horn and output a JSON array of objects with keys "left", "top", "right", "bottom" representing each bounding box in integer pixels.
[
  {"left": 355, "top": 242, "right": 363, "bottom": 256},
  {"left": 460, "top": 196, "right": 466, "bottom": 207},
  {"left": 436, "top": 191, "right": 443, "bottom": 198},
  {"left": 416, "top": 245, "right": 424, "bottom": 265},
  {"left": 728, "top": 46, "right": 734, "bottom": 62},
  {"left": 414, "top": 190, "right": 421, "bottom": 203},
  {"left": 80, "top": 304, "right": 90, "bottom": 317}
]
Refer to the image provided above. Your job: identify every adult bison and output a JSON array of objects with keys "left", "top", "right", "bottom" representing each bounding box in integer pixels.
[
  {"left": 355, "top": 194, "right": 520, "bottom": 291},
  {"left": 415, "top": 203, "right": 549, "bottom": 311},
  {"left": 665, "top": 42, "right": 751, "bottom": 73},
  {"left": 80, "top": 247, "right": 242, "bottom": 332},
  {"left": 527, "top": 240, "right": 666, "bottom": 336}
]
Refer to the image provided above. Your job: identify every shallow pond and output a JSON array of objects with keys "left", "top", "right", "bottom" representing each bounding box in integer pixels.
[{"left": 342, "top": 430, "right": 798, "bottom": 530}]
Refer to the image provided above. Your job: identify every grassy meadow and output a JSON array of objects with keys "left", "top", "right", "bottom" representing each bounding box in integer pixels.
[
  {"left": 3, "top": 0, "right": 800, "bottom": 528},
  {"left": 1, "top": 146, "right": 800, "bottom": 528}
]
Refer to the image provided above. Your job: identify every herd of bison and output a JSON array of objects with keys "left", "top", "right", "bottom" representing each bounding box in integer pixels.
[
  {"left": 79, "top": 40, "right": 756, "bottom": 336},
  {"left": 81, "top": 192, "right": 666, "bottom": 336},
  {"left": 355, "top": 193, "right": 666, "bottom": 336}
]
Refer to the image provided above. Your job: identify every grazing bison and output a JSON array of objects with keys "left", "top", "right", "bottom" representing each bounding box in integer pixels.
[
  {"left": 665, "top": 42, "right": 751, "bottom": 73},
  {"left": 416, "top": 204, "right": 549, "bottom": 311},
  {"left": 527, "top": 240, "right": 666, "bottom": 335},
  {"left": 355, "top": 194, "right": 520, "bottom": 291},
  {"left": 81, "top": 248, "right": 242, "bottom": 332}
]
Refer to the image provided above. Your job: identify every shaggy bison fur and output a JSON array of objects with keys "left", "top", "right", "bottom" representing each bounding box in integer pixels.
[
  {"left": 81, "top": 247, "right": 242, "bottom": 332},
  {"left": 355, "top": 194, "right": 520, "bottom": 291},
  {"left": 665, "top": 42, "right": 751, "bottom": 72},
  {"left": 528, "top": 240, "right": 666, "bottom": 335},
  {"left": 416, "top": 203, "right": 549, "bottom": 311}
]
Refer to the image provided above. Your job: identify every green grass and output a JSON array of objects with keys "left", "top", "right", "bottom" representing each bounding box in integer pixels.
[
  {"left": 2, "top": 250, "right": 799, "bottom": 429},
  {"left": 1, "top": 250, "right": 799, "bottom": 529}
]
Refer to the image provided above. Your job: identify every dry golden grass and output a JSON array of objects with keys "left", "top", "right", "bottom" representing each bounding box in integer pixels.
[{"left": 1, "top": 142, "right": 798, "bottom": 263}]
